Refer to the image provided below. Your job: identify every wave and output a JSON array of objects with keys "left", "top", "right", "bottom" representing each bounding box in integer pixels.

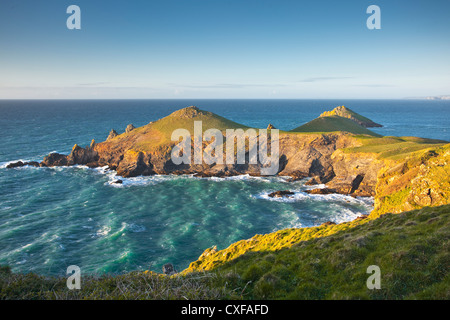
[
  {"left": 0, "top": 159, "right": 33, "bottom": 169},
  {"left": 0, "top": 151, "right": 62, "bottom": 169},
  {"left": 255, "top": 190, "right": 374, "bottom": 207}
]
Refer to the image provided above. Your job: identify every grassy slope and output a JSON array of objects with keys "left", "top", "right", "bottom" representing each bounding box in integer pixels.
[
  {"left": 343, "top": 136, "right": 448, "bottom": 160},
  {"left": 290, "top": 116, "right": 381, "bottom": 137},
  {"left": 1, "top": 205, "right": 449, "bottom": 299},
  {"left": 208, "top": 204, "right": 450, "bottom": 299}
]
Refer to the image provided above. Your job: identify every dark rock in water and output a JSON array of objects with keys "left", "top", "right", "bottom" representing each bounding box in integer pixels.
[
  {"left": 305, "top": 188, "right": 337, "bottom": 195},
  {"left": 41, "top": 153, "right": 69, "bottom": 167},
  {"left": 321, "top": 221, "right": 337, "bottom": 226},
  {"left": 107, "top": 129, "right": 118, "bottom": 141},
  {"left": 112, "top": 179, "right": 123, "bottom": 184},
  {"left": 6, "top": 161, "right": 25, "bottom": 168},
  {"left": 268, "top": 190, "right": 295, "bottom": 198},
  {"left": 162, "top": 263, "right": 177, "bottom": 275},
  {"left": 6, "top": 161, "right": 42, "bottom": 168},
  {"left": 125, "top": 124, "right": 135, "bottom": 133},
  {"left": 27, "top": 161, "right": 41, "bottom": 167},
  {"left": 267, "top": 124, "right": 276, "bottom": 130},
  {"left": 354, "top": 215, "right": 368, "bottom": 221}
]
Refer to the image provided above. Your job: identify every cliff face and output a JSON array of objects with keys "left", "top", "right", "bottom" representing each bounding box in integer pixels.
[{"left": 371, "top": 144, "right": 450, "bottom": 217}]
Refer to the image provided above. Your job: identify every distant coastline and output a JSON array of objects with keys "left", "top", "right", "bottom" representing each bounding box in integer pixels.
[{"left": 406, "top": 95, "right": 450, "bottom": 100}]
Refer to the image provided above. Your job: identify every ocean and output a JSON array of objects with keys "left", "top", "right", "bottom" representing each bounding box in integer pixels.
[{"left": 0, "top": 99, "right": 449, "bottom": 276}]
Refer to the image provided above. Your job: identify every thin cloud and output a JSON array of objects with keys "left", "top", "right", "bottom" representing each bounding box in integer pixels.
[
  {"left": 77, "top": 82, "right": 112, "bottom": 87},
  {"left": 170, "top": 83, "right": 287, "bottom": 89},
  {"left": 352, "top": 84, "right": 396, "bottom": 87},
  {"left": 298, "top": 76, "right": 354, "bottom": 83}
]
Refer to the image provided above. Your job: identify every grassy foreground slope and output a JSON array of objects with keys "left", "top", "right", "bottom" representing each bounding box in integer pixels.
[{"left": 1, "top": 205, "right": 449, "bottom": 299}]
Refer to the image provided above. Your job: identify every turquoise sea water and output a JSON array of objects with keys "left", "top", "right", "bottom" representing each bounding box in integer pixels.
[{"left": 0, "top": 99, "right": 449, "bottom": 275}]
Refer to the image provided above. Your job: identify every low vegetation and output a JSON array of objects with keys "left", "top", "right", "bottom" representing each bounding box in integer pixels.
[{"left": 1, "top": 205, "right": 448, "bottom": 299}]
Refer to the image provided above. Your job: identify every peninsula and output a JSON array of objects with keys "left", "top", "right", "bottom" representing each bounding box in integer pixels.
[{"left": 3, "top": 105, "right": 450, "bottom": 300}]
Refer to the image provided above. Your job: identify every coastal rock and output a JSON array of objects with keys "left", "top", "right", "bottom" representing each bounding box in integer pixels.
[
  {"left": 41, "top": 153, "right": 69, "bottom": 167},
  {"left": 6, "top": 161, "right": 41, "bottom": 168},
  {"left": 162, "top": 263, "right": 177, "bottom": 275},
  {"left": 267, "top": 124, "right": 276, "bottom": 130},
  {"left": 321, "top": 221, "right": 337, "bottom": 226},
  {"left": 268, "top": 190, "right": 295, "bottom": 198},
  {"left": 305, "top": 188, "right": 337, "bottom": 195},
  {"left": 125, "top": 124, "right": 135, "bottom": 133},
  {"left": 68, "top": 143, "right": 98, "bottom": 165},
  {"left": 107, "top": 129, "right": 118, "bottom": 141},
  {"left": 116, "top": 150, "right": 154, "bottom": 177}
]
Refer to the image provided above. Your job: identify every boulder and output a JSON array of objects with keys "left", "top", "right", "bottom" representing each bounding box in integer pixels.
[
  {"left": 305, "top": 188, "right": 337, "bottom": 195},
  {"left": 125, "top": 124, "right": 135, "bottom": 133},
  {"left": 41, "top": 153, "right": 69, "bottom": 167},
  {"left": 268, "top": 190, "right": 295, "bottom": 198},
  {"left": 107, "top": 129, "right": 118, "bottom": 141},
  {"left": 6, "top": 161, "right": 41, "bottom": 168},
  {"left": 162, "top": 263, "right": 177, "bottom": 275}
]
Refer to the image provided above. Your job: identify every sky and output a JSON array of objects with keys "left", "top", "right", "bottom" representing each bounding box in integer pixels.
[{"left": 0, "top": 0, "right": 449, "bottom": 99}]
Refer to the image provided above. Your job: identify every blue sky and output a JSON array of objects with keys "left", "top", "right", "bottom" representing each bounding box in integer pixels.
[{"left": 0, "top": 0, "right": 449, "bottom": 99}]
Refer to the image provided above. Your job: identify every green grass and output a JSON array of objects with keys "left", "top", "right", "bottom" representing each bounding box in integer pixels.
[
  {"left": 343, "top": 136, "right": 447, "bottom": 160},
  {"left": 290, "top": 116, "right": 381, "bottom": 137},
  {"left": 198, "top": 204, "right": 450, "bottom": 299},
  {"left": 2, "top": 205, "right": 449, "bottom": 300}
]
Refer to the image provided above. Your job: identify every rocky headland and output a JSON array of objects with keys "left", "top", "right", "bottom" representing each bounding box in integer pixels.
[
  {"left": 7, "top": 105, "right": 449, "bottom": 206},
  {"left": 4, "top": 104, "right": 450, "bottom": 299}
]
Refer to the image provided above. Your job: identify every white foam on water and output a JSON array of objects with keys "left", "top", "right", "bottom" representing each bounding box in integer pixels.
[
  {"left": 94, "top": 226, "right": 111, "bottom": 237},
  {"left": 106, "top": 174, "right": 178, "bottom": 188},
  {"left": 0, "top": 159, "right": 32, "bottom": 169},
  {"left": 256, "top": 190, "right": 373, "bottom": 207}
]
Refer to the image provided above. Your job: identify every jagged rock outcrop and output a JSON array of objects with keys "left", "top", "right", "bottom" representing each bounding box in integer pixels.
[
  {"left": 125, "top": 124, "right": 135, "bottom": 133},
  {"left": 107, "top": 129, "right": 118, "bottom": 141},
  {"left": 162, "top": 263, "right": 177, "bottom": 275},
  {"left": 68, "top": 140, "right": 99, "bottom": 166}
]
